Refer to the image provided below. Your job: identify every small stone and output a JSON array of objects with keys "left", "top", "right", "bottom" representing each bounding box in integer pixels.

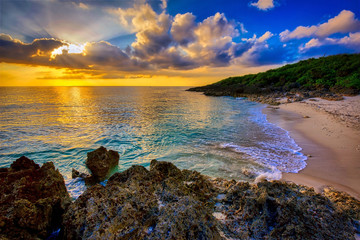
[
  {"left": 71, "top": 168, "right": 80, "bottom": 179},
  {"left": 303, "top": 115, "right": 310, "bottom": 118},
  {"left": 71, "top": 168, "right": 89, "bottom": 179}
]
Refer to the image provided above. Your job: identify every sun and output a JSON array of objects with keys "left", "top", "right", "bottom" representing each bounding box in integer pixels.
[{"left": 51, "top": 43, "right": 86, "bottom": 59}]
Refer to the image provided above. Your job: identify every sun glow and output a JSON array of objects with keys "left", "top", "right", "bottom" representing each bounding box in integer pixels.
[{"left": 51, "top": 43, "right": 86, "bottom": 59}]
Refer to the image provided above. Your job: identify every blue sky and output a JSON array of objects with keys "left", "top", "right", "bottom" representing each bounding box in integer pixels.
[{"left": 0, "top": 0, "right": 359, "bottom": 86}]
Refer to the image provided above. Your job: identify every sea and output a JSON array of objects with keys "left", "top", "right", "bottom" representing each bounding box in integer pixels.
[{"left": 0, "top": 87, "right": 307, "bottom": 198}]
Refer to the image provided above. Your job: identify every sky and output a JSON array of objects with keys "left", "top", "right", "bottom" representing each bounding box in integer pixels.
[{"left": 0, "top": 0, "right": 359, "bottom": 86}]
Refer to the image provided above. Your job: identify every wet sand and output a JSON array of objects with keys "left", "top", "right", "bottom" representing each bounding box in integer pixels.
[{"left": 264, "top": 96, "right": 360, "bottom": 199}]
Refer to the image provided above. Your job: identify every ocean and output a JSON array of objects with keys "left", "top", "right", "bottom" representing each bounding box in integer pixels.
[{"left": 0, "top": 86, "right": 306, "bottom": 198}]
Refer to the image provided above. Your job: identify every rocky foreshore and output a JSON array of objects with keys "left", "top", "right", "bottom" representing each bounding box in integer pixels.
[
  {"left": 187, "top": 86, "right": 351, "bottom": 105},
  {"left": 1, "top": 149, "right": 359, "bottom": 239}
]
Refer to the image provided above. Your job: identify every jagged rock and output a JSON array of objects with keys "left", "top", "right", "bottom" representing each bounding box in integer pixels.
[
  {"left": 61, "top": 160, "right": 222, "bottom": 240},
  {"left": 323, "top": 187, "right": 360, "bottom": 220},
  {"left": 217, "top": 180, "right": 357, "bottom": 239},
  {"left": 10, "top": 156, "right": 39, "bottom": 171},
  {"left": 86, "top": 146, "right": 119, "bottom": 182},
  {"left": 62, "top": 160, "right": 360, "bottom": 239},
  {"left": 0, "top": 156, "right": 70, "bottom": 239}
]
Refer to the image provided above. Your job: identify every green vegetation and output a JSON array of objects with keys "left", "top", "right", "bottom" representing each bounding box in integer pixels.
[{"left": 205, "top": 54, "right": 360, "bottom": 94}]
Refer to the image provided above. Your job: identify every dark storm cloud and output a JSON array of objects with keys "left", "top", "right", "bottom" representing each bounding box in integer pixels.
[
  {"left": 0, "top": 34, "right": 146, "bottom": 71},
  {"left": 0, "top": 34, "right": 65, "bottom": 64}
]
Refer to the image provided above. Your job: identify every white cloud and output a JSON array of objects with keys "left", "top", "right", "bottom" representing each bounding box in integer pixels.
[
  {"left": 300, "top": 32, "right": 360, "bottom": 52},
  {"left": 250, "top": 0, "right": 275, "bottom": 11},
  {"left": 280, "top": 10, "right": 360, "bottom": 41},
  {"left": 338, "top": 32, "right": 360, "bottom": 46}
]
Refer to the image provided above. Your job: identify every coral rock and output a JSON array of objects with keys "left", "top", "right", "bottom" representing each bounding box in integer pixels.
[
  {"left": 218, "top": 180, "right": 358, "bottom": 239},
  {"left": 0, "top": 156, "right": 70, "bottom": 239},
  {"left": 86, "top": 146, "right": 119, "bottom": 182},
  {"left": 62, "top": 160, "right": 222, "bottom": 240}
]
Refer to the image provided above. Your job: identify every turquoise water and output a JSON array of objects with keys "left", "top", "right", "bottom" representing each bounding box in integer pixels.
[{"left": 0, "top": 87, "right": 306, "bottom": 198}]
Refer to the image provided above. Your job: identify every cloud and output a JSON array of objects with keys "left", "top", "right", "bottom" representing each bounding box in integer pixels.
[
  {"left": 233, "top": 31, "right": 290, "bottom": 66},
  {"left": 2, "top": 0, "right": 129, "bottom": 44},
  {"left": 171, "top": 13, "right": 196, "bottom": 46},
  {"left": 183, "top": 12, "right": 239, "bottom": 67},
  {"left": 53, "top": 41, "right": 147, "bottom": 70},
  {"left": 0, "top": 34, "right": 65, "bottom": 64},
  {"left": 250, "top": 0, "right": 275, "bottom": 11},
  {"left": 112, "top": 6, "right": 243, "bottom": 69},
  {"left": 113, "top": 4, "right": 160, "bottom": 33},
  {"left": 3, "top": 1, "right": 309, "bottom": 74},
  {"left": 0, "top": 34, "right": 145, "bottom": 71},
  {"left": 0, "top": 8, "right": 278, "bottom": 73},
  {"left": 58, "top": 0, "right": 166, "bottom": 12},
  {"left": 112, "top": 3, "right": 179, "bottom": 68},
  {"left": 4, "top": 0, "right": 284, "bottom": 73},
  {"left": 131, "top": 12, "right": 173, "bottom": 58},
  {"left": 300, "top": 32, "right": 360, "bottom": 52},
  {"left": 258, "top": 31, "right": 274, "bottom": 42},
  {"left": 280, "top": 10, "right": 360, "bottom": 41},
  {"left": 160, "top": 0, "right": 167, "bottom": 9}
]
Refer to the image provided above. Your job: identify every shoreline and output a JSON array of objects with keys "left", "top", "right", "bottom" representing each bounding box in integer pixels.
[{"left": 263, "top": 96, "right": 360, "bottom": 199}]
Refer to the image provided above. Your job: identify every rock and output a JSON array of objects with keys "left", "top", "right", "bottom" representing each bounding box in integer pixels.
[
  {"left": 149, "top": 159, "right": 182, "bottom": 180},
  {"left": 0, "top": 156, "right": 70, "bottom": 239},
  {"left": 323, "top": 187, "right": 360, "bottom": 220},
  {"left": 218, "top": 180, "right": 357, "bottom": 239},
  {"left": 303, "top": 115, "right": 310, "bottom": 118},
  {"left": 86, "top": 146, "right": 119, "bottom": 182},
  {"left": 320, "top": 94, "right": 344, "bottom": 101},
  {"left": 62, "top": 160, "right": 222, "bottom": 240},
  {"left": 71, "top": 168, "right": 89, "bottom": 179},
  {"left": 61, "top": 160, "right": 359, "bottom": 239},
  {"left": 10, "top": 155, "right": 39, "bottom": 171},
  {"left": 267, "top": 106, "right": 280, "bottom": 109}
]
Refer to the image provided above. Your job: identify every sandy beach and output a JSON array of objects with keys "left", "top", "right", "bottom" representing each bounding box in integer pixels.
[{"left": 264, "top": 95, "right": 360, "bottom": 199}]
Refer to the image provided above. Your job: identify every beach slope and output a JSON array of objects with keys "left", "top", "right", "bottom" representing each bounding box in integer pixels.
[{"left": 264, "top": 96, "right": 360, "bottom": 199}]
